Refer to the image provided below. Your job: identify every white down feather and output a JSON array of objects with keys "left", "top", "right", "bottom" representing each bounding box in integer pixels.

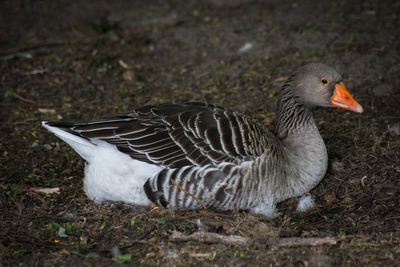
[{"left": 42, "top": 122, "right": 163, "bottom": 205}]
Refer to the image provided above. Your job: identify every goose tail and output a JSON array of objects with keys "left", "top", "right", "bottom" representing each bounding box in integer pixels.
[{"left": 42, "top": 121, "right": 96, "bottom": 161}]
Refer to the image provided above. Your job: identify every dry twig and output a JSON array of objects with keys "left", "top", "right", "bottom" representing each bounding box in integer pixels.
[
  {"left": 277, "top": 237, "right": 337, "bottom": 247},
  {"left": 9, "top": 91, "right": 43, "bottom": 105},
  {"left": 170, "top": 231, "right": 249, "bottom": 246},
  {"left": 170, "top": 231, "right": 338, "bottom": 247},
  {"left": 170, "top": 179, "right": 207, "bottom": 210},
  {"left": 30, "top": 187, "right": 60, "bottom": 195}
]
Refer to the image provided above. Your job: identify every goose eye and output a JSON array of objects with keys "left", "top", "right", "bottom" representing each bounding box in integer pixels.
[{"left": 321, "top": 78, "right": 329, "bottom": 85}]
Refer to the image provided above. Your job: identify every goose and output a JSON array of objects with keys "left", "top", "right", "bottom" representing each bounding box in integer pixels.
[{"left": 42, "top": 63, "right": 363, "bottom": 217}]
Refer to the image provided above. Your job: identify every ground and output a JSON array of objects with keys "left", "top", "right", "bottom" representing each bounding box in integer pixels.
[{"left": 1, "top": 0, "right": 399, "bottom": 266}]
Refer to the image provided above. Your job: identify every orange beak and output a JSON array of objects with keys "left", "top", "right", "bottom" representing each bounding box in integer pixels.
[{"left": 330, "top": 83, "right": 363, "bottom": 113}]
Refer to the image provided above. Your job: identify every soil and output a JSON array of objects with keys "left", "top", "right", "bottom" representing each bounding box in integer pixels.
[{"left": 1, "top": 0, "right": 399, "bottom": 266}]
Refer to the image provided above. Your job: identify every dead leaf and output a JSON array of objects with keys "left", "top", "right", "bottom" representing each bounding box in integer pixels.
[
  {"left": 122, "top": 70, "right": 136, "bottom": 81},
  {"left": 222, "top": 223, "right": 233, "bottom": 230},
  {"left": 59, "top": 248, "right": 71, "bottom": 255},
  {"left": 275, "top": 76, "right": 288, "bottom": 82},
  {"left": 38, "top": 108, "right": 57, "bottom": 114},
  {"left": 324, "top": 192, "right": 336, "bottom": 203},
  {"left": 31, "top": 187, "right": 60, "bottom": 195},
  {"left": 118, "top": 59, "right": 130, "bottom": 69},
  {"left": 178, "top": 210, "right": 195, "bottom": 216}
]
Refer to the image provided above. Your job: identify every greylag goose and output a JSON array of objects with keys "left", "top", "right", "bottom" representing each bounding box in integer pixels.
[{"left": 42, "top": 63, "right": 363, "bottom": 217}]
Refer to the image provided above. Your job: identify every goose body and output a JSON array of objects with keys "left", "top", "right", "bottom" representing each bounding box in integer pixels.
[{"left": 42, "top": 63, "right": 363, "bottom": 216}]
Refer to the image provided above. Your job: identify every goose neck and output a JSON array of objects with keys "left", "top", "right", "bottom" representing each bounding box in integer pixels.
[{"left": 273, "top": 87, "right": 313, "bottom": 139}]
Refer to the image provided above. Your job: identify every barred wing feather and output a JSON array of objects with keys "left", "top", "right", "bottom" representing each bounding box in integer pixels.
[{"left": 47, "top": 102, "right": 275, "bottom": 168}]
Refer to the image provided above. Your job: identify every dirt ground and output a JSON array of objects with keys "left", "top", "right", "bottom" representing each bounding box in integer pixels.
[{"left": 1, "top": 0, "right": 399, "bottom": 266}]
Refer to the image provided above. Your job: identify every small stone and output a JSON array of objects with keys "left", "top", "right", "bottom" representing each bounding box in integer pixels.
[
  {"left": 238, "top": 42, "right": 255, "bottom": 54},
  {"left": 63, "top": 212, "right": 77, "bottom": 221},
  {"left": 195, "top": 218, "right": 203, "bottom": 228},
  {"left": 111, "top": 246, "right": 121, "bottom": 257},
  {"left": 331, "top": 158, "right": 344, "bottom": 172},
  {"left": 43, "top": 144, "right": 53, "bottom": 150},
  {"left": 389, "top": 122, "right": 400, "bottom": 136}
]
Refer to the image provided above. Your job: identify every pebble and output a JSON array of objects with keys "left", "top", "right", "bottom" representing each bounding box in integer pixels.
[
  {"left": 43, "top": 144, "right": 53, "bottom": 150},
  {"left": 389, "top": 122, "right": 400, "bottom": 136},
  {"left": 111, "top": 246, "right": 121, "bottom": 257},
  {"left": 238, "top": 42, "right": 255, "bottom": 54},
  {"left": 63, "top": 212, "right": 78, "bottom": 221},
  {"left": 331, "top": 158, "right": 344, "bottom": 172}
]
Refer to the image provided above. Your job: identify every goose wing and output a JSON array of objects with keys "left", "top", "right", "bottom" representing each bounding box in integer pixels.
[{"left": 46, "top": 102, "right": 275, "bottom": 168}]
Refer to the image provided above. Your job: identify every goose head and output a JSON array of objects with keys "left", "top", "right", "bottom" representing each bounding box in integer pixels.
[{"left": 290, "top": 63, "right": 363, "bottom": 113}]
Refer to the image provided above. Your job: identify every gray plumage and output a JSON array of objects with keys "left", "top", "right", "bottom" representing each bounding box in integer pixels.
[{"left": 42, "top": 63, "right": 362, "bottom": 216}]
